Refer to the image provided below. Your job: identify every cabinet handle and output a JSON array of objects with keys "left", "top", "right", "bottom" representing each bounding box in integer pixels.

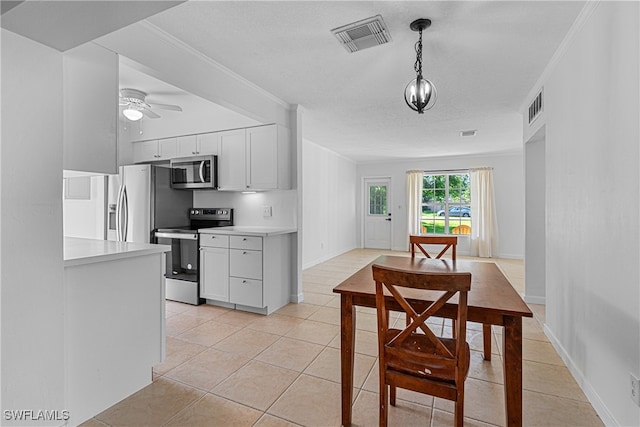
[
  {"left": 242, "top": 251, "right": 247, "bottom": 255},
  {"left": 192, "top": 151, "right": 197, "bottom": 155},
  {"left": 243, "top": 238, "right": 247, "bottom": 241},
  {"left": 242, "top": 280, "right": 247, "bottom": 284}
]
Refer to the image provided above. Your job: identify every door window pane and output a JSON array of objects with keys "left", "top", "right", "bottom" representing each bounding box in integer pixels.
[{"left": 369, "top": 185, "right": 387, "bottom": 215}]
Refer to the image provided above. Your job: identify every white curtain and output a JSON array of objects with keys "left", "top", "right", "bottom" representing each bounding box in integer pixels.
[
  {"left": 470, "top": 167, "right": 499, "bottom": 257},
  {"left": 406, "top": 170, "right": 423, "bottom": 250}
]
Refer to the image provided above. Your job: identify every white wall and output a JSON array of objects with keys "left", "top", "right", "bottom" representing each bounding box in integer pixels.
[
  {"left": 522, "top": 2, "right": 639, "bottom": 425},
  {"left": 1, "top": 30, "right": 65, "bottom": 418},
  {"left": 193, "top": 190, "right": 297, "bottom": 228},
  {"left": 301, "top": 139, "right": 358, "bottom": 269},
  {"left": 524, "top": 130, "right": 546, "bottom": 304},
  {"left": 63, "top": 176, "right": 106, "bottom": 239},
  {"left": 356, "top": 153, "right": 525, "bottom": 258}
]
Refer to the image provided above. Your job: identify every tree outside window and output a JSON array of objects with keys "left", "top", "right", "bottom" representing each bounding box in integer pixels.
[{"left": 421, "top": 173, "right": 471, "bottom": 234}]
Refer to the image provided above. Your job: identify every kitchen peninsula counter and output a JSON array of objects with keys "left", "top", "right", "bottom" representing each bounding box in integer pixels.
[
  {"left": 64, "top": 236, "right": 170, "bottom": 266},
  {"left": 198, "top": 225, "right": 297, "bottom": 236},
  {"left": 63, "top": 237, "right": 169, "bottom": 425}
]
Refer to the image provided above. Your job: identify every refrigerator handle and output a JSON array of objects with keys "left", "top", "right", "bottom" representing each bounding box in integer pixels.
[
  {"left": 115, "top": 184, "right": 124, "bottom": 241},
  {"left": 122, "top": 186, "right": 129, "bottom": 242},
  {"left": 199, "top": 161, "right": 205, "bottom": 183}
]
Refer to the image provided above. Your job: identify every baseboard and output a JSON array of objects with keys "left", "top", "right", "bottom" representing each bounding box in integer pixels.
[
  {"left": 544, "top": 325, "right": 618, "bottom": 426},
  {"left": 290, "top": 292, "right": 304, "bottom": 303},
  {"left": 302, "top": 246, "right": 356, "bottom": 270},
  {"left": 524, "top": 295, "right": 546, "bottom": 305}
]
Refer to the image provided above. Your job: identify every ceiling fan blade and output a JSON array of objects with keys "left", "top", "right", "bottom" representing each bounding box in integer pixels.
[
  {"left": 142, "top": 108, "right": 160, "bottom": 119},
  {"left": 147, "top": 102, "right": 183, "bottom": 112}
]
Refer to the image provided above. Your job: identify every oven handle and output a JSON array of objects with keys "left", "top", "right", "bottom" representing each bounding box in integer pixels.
[{"left": 155, "top": 232, "right": 198, "bottom": 240}]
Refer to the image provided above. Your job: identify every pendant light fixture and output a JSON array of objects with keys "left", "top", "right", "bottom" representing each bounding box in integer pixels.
[{"left": 404, "top": 18, "right": 437, "bottom": 114}]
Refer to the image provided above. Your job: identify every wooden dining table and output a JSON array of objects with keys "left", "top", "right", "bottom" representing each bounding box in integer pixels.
[{"left": 333, "top": 255, "right": 533, "bottom": 427}]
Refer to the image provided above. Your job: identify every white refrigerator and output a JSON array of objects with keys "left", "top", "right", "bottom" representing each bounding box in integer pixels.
[{"left": 107, "top": 164, "right": 192, "bottom": 243}]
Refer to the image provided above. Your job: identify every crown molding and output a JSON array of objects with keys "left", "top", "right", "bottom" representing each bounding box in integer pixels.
[{"left": 519, "top": 0, "right": 601, "bottom": 113}]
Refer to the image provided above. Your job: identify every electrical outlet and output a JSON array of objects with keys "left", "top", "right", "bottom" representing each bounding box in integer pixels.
[
  {"left": 631, "top": 373, "right": 640, "bottom": 406},
  {"left": 262, "top": 206, "right": 272, "bottom": 217}
]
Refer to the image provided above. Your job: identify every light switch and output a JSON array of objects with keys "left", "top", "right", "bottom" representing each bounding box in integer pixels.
[{"left": 262, "top": 206, "right": 272, "bottom": 217}]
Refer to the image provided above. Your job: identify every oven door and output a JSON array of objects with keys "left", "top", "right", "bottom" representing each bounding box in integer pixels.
[{"left": 155, "top": 231, "right": 202, "bottom": 305}]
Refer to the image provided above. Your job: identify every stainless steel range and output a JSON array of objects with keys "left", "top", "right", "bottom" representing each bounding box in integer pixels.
[{"left": 155, "top": 208, "right": 233, "bottom": 305}]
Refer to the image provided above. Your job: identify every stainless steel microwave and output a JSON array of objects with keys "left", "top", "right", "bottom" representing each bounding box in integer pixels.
[{"left": 170, "top": 155, "right": 218, "bottom": 189}]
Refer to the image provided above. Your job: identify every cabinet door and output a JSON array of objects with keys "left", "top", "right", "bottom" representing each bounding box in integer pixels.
[
  {"left": 200, "top": 247, "right": 229, "bottom": 301},
  {"left": 133, "top": 140, "right": 159, "bottom": 163},
  {"left": 197, "top": 132, "right": 219, "bottom": 155},
  {"left": 158, "top": 138, "right": 177, "bottom": 160},
  {"left": 177, "top": 135, "right": 198, "bottom": 157},
  {"left": 218, "top": 129, "right": 246, "bottom": 190},
  {"left": 246, "top": 125, "right": 278, "bottom": 189}
]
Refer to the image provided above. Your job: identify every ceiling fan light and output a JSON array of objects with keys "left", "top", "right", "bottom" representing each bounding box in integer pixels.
[{"left": 123, "top": 107, "right": 143, "bottom": 121}]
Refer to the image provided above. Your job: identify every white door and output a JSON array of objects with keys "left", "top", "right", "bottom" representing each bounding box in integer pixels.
[{"left": 364, "top": 178, "right": 392, "bottom": 249}]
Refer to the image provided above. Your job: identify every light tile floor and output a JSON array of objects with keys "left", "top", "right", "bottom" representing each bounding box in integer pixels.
[{"left": 82, "top": 249, "right": 604, "bottom": 426}]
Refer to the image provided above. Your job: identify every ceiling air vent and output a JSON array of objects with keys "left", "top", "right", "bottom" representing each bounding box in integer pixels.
[
  {"left": 528, "top": 89, "right": 543, "bottom": 125},
  {"left": 331, "top": 15, "right": 391, "bottom": 53}
]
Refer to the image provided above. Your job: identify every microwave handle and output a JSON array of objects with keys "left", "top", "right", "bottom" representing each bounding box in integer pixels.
[{"left": 199, "top": 161, "right": 205, "bottom": 183}]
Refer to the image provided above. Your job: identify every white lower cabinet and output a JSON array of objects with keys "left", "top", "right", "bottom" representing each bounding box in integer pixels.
[
  {"left": 200, "top": 235, "right": 230, "bottom": 302},
  {"left": 199, "top": 232, "right": 291, "bottom": 314}
]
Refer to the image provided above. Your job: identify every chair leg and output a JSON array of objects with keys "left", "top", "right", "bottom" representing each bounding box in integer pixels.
[
  {"left": 390, "top": 385, "right": 396, "bottom": 406},
  {"left": 379, "top": 383, "right": 388, "bottom": 427},
  {"left": 483, "top": 323, "right": 492, "bottom": 361},
  {"left": 454, "top": 397, "right": 464, "bottom": 427},
  {"left": 454, "top": 382, "right": 465, "bottom": 427}
]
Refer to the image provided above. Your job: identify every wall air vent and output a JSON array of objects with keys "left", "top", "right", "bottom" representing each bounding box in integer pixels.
[
  {"left": 460, "top": 130, "right": 477, "bottom": 137},
  {"left": 331, "top": 15, "right": 391, "bottom": 53},
  {"left": 528, "top": 89, "right": 543, "bottom": 125}
]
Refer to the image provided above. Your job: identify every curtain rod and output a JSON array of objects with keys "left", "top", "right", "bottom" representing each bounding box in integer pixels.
[{"left": 406, "top": 167, "right": 493, "bottom": 174}]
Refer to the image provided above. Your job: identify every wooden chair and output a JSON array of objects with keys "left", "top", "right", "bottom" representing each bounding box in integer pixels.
[
  {"left": 410, "top": 234, "right": 492, "bottom": 360},
  {"left": 452, "top": 224, "right": 471, "bottom": 235},
  {"left": 410, "top": 235, "right": 457, "bottom": 260},
  {"left": 373, "top": 265, "right": 471, "bottom": 427}
]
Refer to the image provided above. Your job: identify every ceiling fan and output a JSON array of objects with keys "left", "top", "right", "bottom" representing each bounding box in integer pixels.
[{"left": 119, "top": 88, "right": 183, "bottom": 121}]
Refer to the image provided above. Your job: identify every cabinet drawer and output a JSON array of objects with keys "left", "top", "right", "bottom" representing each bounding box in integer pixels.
[
  {"left": 229, "top": 277, "right": 263, "bottom": 308},
  {"left": 229, "top": 249, "right": 262, "bottom": 280},
  {"left": 230, "top": 235, "right": 262, "bottom": 250},
  {"left": 200, "top": 234, "right": 229, "bottom": 248}
]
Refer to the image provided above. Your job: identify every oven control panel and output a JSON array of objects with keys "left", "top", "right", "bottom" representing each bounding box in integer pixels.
[{"left": 189, "top": 208, "right": 233, "bottom": 221}]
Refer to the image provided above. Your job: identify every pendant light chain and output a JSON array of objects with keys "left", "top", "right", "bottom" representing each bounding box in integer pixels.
[{"left": 414, "top": 28, "right": 423, "bottom": 77}]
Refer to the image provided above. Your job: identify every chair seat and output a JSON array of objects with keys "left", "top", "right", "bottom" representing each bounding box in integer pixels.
[{"left": 384, "top": 329, "right": 470, "bottom": 382}]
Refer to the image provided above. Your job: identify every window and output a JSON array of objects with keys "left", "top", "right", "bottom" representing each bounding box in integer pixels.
[
  {"left": 421, "top": 172, "right": 471, "bottom": 234},
  {"left": 369, "top": 185, "right": 388, "bottom": 215}
]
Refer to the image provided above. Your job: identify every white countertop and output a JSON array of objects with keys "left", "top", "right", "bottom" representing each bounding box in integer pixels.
[
  {"left": 198, "top": 226, "right": 297, "bottom": 237},
  {"left": 64, "top": 237, "right": 170, "bottom": 267}
]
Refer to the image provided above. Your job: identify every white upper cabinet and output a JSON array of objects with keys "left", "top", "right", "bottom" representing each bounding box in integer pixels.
[
  {"left": 176, "top": 135, "right": 198, "bottom": 157},
  {"left": 175, "top": 133, "right": 219, "bottom": 158},
  {"left": 218, "top": 124, "right": 291, "bottom": 191},
  {"left": 197, "top": 132, "right": 219, "bottom": 155},
  {"left": 133, "top": 138, "right": 177, "bottom": 163},
  {"left": 63, "top": 43, "right": 118, "bottom": 174},
  {"left": 129, "top": 124, "right": 290, "bottom": 191},
  {"left": 217, "top": 129, "right": 247, "bottom": 191}
]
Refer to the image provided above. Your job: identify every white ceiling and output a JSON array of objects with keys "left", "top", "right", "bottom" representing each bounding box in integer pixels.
[{"left": 3, "top": 1, "right": 586, "bottom": 163}]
